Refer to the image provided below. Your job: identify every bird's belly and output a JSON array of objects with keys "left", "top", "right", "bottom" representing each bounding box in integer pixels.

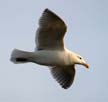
[{"left": 33, "top": 50, "right": 68, "bottom": 66}]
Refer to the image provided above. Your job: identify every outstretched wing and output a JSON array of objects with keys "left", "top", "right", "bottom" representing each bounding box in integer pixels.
[
  {"left": 35, "top": 9, "right": 67, "bottom": 50},
  {"left": 50, "top": 65, "right": 75, "bottom": 89}
]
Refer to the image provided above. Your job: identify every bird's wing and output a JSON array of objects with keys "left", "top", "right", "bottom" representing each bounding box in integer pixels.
[
  {"left": 50, "top": 65, "right": 75, "bottom": 89},
  {"left": 35, "top": 9, "right": 67, "bottom": 50}
]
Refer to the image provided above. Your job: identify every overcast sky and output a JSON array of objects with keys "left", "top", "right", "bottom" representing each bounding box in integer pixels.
[{"left": 0, "top": 0, "right": 108, "bottom": 102}]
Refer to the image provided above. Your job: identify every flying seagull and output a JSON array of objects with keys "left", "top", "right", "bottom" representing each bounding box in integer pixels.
[{"left": 10, "top": 8, "right": 89, "bottom": 89}]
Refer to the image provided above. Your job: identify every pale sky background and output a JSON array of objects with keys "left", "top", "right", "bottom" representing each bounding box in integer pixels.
[{"left": 0, "top": 0, "right": 108, "bottom": 102}]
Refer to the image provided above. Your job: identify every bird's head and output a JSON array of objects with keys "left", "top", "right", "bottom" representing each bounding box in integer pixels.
[{"left": 72, "top": 53, "right": 89, "bottom": 69}]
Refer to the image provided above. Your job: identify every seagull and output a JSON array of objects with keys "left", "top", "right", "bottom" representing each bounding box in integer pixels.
[{"left": 10, "top": 8, "right": 89, "bottom": 89}]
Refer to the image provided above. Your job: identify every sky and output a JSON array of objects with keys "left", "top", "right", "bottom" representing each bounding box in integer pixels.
[{"left": 0, "top": 0, "right": 108, "bottom": 102}]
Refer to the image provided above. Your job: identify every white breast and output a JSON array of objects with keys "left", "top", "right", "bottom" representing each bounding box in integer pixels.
[{"left": 33, "top": 48, "right": 73, "bottom": 66}]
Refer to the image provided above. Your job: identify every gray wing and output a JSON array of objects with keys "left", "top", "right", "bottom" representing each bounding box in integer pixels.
[
  {"left": 50, "top": 65, "right": 75, "bottom": 89},
  {"left": 36, "top": 9, "right": 67, "bottom": 50}
]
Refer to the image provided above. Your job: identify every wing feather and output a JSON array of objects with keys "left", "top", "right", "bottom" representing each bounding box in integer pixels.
[
  {"left": 35, "top": 9, "right": 67, "bottom": 50},
  {"left": 50, "top": 65, "right": 75, "bottom": 89}
]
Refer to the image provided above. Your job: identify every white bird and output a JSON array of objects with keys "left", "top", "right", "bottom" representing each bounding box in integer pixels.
[{"left": 10, "top": 9, "right": 89, "bottom": 89}]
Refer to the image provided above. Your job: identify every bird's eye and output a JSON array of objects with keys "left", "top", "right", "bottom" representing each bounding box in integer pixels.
[
  {"left": 78, "top": 56, "right": 82, "bottom": 60},
  {"left": 79, "top": 57, "right": 82, "bottom": 59}
]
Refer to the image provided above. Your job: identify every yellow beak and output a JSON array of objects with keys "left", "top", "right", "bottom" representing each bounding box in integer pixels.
[{"left": 82, "top": 63, "right": 89, "bottom": 69}]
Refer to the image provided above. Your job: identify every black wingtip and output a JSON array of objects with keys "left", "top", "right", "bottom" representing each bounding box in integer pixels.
[
  {"left": 44, "top": 8, "right": 50, "bottom": 12},
  {"left": 62, "top": 84, "right": 71, "bottom": 89},
  {"left": 45, "top": 8, "right": 49, "bottom": 11}
]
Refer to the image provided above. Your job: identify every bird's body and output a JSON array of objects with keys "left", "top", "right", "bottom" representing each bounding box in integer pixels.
[
  {"left": 33, "top": 49, "right": 72, "bottom": 66},
  {"left": 12, "top": 48, "right": 75, "bottom": 66},
  {"left": 10, "top": 9, "right": 89, "bottom": 89}
]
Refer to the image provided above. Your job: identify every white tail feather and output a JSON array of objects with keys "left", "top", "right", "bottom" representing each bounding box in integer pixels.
[{"left": 10, "top": 49, "right": 34, "bottom": 64}]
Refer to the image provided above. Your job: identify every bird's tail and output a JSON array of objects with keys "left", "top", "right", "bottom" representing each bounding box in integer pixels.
[{"left": 10, "top": 49, "right": 34, "bottom": 64}]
